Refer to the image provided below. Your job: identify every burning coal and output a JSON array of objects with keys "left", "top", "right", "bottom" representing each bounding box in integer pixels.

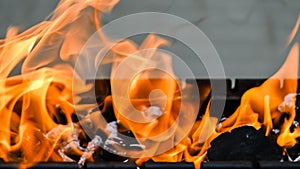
[{"left": 0, "top": 0, "right": 299, "bottom": 169}]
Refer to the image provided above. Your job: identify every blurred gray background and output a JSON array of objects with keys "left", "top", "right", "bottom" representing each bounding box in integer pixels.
[{"left": 0, "top": 0, "right": 299, "bottom": 79}]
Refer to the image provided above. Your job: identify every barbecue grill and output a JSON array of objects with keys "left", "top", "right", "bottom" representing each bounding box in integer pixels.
[{"left": 0, "top": 1, "right": 300, "bottom": 169}]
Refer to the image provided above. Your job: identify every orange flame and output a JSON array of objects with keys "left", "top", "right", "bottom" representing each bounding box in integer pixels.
[
  {"left": 0, "top": 0, "right": 118, "bottom": 166},
  {"left": 217, "top": 18, "right": 300, "bottom": 150},
  {"left": 0, "top": 0, "right": 299, "bottom": 169},
  {"left": 218, "top": 42, "right": 298, "bottom": 133}
]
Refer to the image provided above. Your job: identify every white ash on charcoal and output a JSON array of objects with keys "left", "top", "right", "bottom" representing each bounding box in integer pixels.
[
  {"left": 283, "top": 83, "right": 300, "bottom": 161},
  {"left": 287, "top": 139, "right": 300, "bottom": 162},
  {"left": 207, "top": 126, "right": 282, "bottom": 161},
  {"left": 287, "top": 86, "right": 300, "bottom": 161},
  {"left": 94, "top": 121, "right": 144, "bottom": 158},
  {"left": 78, "top": 135, "right": 103, "bottom": 167},
  {"left": 45, "top": 110, "right": 144, "bottom": 167},
  {"left": 76, "top": 96, "right": 144, "bottom": 163},
  {"left": 286, "top": 129, "right": 300, "bottom": 162},
  {"left": 45, "top": 123, "right": 87, "bottom": 162},
  {"left": 78, "top": 121, "right": 144, "bottom": 167}
]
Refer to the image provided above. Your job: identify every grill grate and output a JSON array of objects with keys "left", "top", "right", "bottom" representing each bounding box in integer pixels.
[{"left": 2, "top": 161, "right": 300, "bottom": 169}]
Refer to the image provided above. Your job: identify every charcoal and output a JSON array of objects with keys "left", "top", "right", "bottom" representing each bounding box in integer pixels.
[
  {"left": 207, "top": 126, "right": 282, "bottom": 161},
  {"left": 94, "top": 148, "right": 127, "bottom": 162},
  {"left": 92, "top": 123, "right": 141, "bottom": 162},
  {"left": 287, "top": 138, "right": 300, "bottom": 161}
]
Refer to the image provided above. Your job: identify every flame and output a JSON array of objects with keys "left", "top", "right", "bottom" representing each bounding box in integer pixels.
[
  {"left": 0, "top": 0, "right": 299, "bottom": 169},
  {"left": 218, "top": 43, "right": 298, "bottom": 132},
  {"left": 0, "top": 0, "right": 118, "bottom": 166},
  {"left": 110, "top": 33, "right": 201, "bottom": 162},
  {"left": 183, "top": 16, "right": 300, "bottom": 168},
  {"left": 217, "top": 18, "right": 300, "bottom": 148}
]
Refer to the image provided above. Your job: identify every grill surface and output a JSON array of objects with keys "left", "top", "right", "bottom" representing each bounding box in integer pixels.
[{"left": 2, "top": 161, "right": 300, "bottom": 169}]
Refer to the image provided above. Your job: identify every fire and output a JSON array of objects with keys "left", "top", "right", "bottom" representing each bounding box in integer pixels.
[
  {"left": 214, "top": 19, "right": 299, "bottom": 167},
  {"left": 0, "top": 0, "right": 299, "bottom": 169},
  {"left": 0, "top": 0, "right": 119, "bottom": 165},
  {"left": 218, "top": 42, "right": 299, "bottom": 131}
]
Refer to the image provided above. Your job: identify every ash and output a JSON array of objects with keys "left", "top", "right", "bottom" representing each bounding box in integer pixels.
[{"left": 78, "top": 121, "right": 145, "bottom": 167}]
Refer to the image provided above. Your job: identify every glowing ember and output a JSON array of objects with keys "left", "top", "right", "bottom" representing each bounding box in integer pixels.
[{"left": 0, "top": 0, "right": 299, "bottom": 169}]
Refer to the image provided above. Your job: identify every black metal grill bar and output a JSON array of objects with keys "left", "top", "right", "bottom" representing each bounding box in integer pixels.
[
  {"left": 202, "top": 161, "right": 254, "bottom": 169},
  {"left": 1, "top": 161, "right": 300, "bottom": 169}
]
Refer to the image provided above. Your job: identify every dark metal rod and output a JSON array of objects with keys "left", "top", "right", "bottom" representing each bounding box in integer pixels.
[
  {"left": 1, "top": 161, "right": 300, "bottom": 169},
  {"left": 202, "top": 161, "right": 254, "bottom": 169}
]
